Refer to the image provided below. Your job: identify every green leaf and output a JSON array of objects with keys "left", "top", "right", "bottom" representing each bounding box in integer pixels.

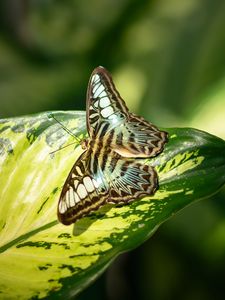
[{"left": 0, "top": 111, "right": 224, "bottom": 299}]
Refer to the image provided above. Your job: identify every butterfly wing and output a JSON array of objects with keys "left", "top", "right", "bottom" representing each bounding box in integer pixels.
[
  {"left": 111, "top": 113, "right": 168, "bottom": 158},
  {"left": 58, "top": 150, "right": 109, "bottom": 225},
  {"left": 86, "top": 66, "right": 167, "bottom": 158},
  {"left": 103, "top": 152, "right": 158, "bottom": 203},
  {"left": 86, "top": 66, "right": 129, "bottom": 138}
]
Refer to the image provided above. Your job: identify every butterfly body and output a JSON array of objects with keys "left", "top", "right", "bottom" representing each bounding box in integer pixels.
[{"left": 58, "top": 66, "right": 168, "bottom": 225}]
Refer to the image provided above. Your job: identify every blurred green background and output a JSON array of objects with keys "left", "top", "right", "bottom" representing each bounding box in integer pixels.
[{"left": 0, "top": 0, "right": 225, "bottom": 299}]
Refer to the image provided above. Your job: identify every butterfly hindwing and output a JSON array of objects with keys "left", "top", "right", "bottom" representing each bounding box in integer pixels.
[
  {"left": 106, "top": 156, "right": 158, "bottom": 203},
  {"left": 112, "top": 113, "right": 168, "bottom": 158}
]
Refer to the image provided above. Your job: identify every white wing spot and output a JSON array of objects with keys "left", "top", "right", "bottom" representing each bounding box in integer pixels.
[
  {"left": 91, "top": 74, "right": 100, "bottom": 84},
  {"left": 94, "top": 84, "right": 105, "bottom": 98},
  {"left": 76, "top": 166, "right": 83, "bottom": 176},
  {"left": 101, "top": 106, "right": 114, "bottom": 118},
  {"left": 69, "top": 188, "right": 76, "bottom": 206},
  {"left": 92, "top": 178, "right": 100, "bottom": 188},
  {"left": 83, "top": 176, "right": 95, "bottom": 193},
  {"left": 94, "top": 100, "right": 99, "bottom": 108},
  {"left": 77, "top": 184, "right": 88, "bottom": 199},
  {"left": 66, "top": 192, "right": 70, "bottom": 207},
  {"left": 74, "top": 180, "right": 79, "bottom": 188},
  {"left": 100, "top": 90, "right": 107, "bottom": 98},
  {"left": 99, "top": 97, "right": 110, "bottom": 108},
  {"left": 59, "top": 201, "right": 66, "bottom": 214},
  {"left": 90, "top": 112, "right": 99, "bottom": 119},
  {"left": 75, "top": 193, "right": 80, "bottom": 203},
  {"left": 93, "top": 82, "right": 101, "bottom": 94}
]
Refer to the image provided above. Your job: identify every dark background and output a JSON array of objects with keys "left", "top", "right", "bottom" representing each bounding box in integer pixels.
[{"left": 0, "top": 1, "right": 225, "bottom": 299}]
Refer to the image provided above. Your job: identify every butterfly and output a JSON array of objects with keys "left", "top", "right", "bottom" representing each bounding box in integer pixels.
[{"left": 58, "top": 66, "right": 168, "bottom": 225}]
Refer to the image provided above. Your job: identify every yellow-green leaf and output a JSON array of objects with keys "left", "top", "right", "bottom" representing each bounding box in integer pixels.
[{"left": 0, "top": 111, "right": 224, "bottom": 299}]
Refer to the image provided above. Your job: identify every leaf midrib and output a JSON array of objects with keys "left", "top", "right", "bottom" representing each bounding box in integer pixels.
[{"left": 0, "top": 220, "right": 58, "bottom": 253}]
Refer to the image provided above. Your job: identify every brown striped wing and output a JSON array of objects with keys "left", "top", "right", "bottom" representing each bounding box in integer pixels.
[
  {"left": 87, "top": 66, "right": 167, "bottom": 157},
  {"left": 102, "top": 153, "right": 158, "bottom": 203},
  {"left": 86, "top": 66, "right": 129, "bottom": 138},
  {"left": 111, "top": 113, "right": 168, "bottom": 158},
  {"left": 58, "top": 150, "right": 109, "bottom": 225}
]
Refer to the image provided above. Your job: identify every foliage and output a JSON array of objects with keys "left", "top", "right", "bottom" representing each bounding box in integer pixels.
[{"left": 0, "top": 111, "right": 224, "bottom": 299}]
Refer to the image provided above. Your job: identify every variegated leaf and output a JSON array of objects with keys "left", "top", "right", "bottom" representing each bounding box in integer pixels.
[{"left": 0, "top": 111, "right": 224, "bottom": 299}]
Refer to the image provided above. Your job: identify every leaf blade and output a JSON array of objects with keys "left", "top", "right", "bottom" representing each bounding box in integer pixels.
[{"left": 0, "top": 111, "right": 224, "bottom": 299}]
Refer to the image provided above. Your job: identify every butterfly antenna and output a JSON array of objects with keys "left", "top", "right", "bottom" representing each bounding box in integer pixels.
[
  {"left": 49, "top": 141, "right": 77, "bottom": 155},
  {"left": 48, "top": 113, "right": 81, "bottom": 143}
]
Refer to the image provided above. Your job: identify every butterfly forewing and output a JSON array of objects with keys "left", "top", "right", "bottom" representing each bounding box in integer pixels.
[
  {"left": 58, "top": 66, "right": 168, "bottom": 225},
  {"left": 58, "top": 151, "right": 108, "bottom": 225},
  {"left": 86, "top": 67, "right": 129, "bottom": 137}
]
